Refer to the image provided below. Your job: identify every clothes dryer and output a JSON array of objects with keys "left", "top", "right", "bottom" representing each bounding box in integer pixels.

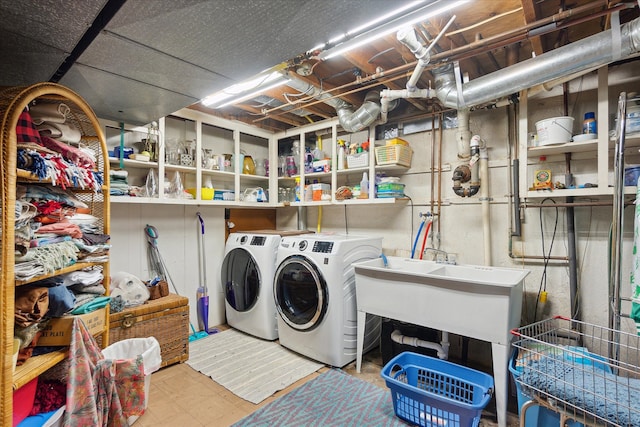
[
  {"left": 221, "top": 233, "right": 282, "bottom": 340},
  {"left": 274, "top": 234, "right": 382, "bottom": 366}
]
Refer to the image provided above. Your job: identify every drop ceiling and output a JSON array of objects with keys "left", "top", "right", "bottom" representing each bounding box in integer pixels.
[{"left": 0, "top": 0, "right": 638, "bottom": 132}]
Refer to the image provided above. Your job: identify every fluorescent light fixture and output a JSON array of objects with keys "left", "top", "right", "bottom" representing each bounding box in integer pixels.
[
  {"left": 202, "top": 71, "right": 288, "bottom": 108},
  {"left": 309, "top": 0, "right": 426, "bottom": 53},
  {"left": 317, "top": 0, "right": 468, "bottom": 60},
  {"left": 214, "top": 79, "right": 288, "bottom": 109}
]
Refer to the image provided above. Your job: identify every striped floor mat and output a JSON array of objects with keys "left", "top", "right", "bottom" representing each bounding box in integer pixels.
[
  {"left": 232, "top": 368, "right": 404, "bottom": 426},
  {"left": 186, "top": 328, "right": 324, "bottom": 404}
]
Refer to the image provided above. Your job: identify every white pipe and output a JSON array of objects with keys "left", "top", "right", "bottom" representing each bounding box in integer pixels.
[
  {"left": 380, "top": 88, "right": 434, "bottom": 123},
  {"left": 478, "top": 137, "right": 492, "bottom": 266},
  {"left": 456, "top": 109, "right": 471, "bottom": 159},
  {"left": 397, "top": 27, "right": 430, "bottom": 92},
  {"left": 390, "top": 329, "right": 450, "bottom": 360}
]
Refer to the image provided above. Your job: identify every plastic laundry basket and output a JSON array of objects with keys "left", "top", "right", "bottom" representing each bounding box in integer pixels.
[
  {"left": 381, "top": 352, "right": 494, "bottom": 427},
  {"left": 102, "top": 336, "right": 162, "bottom": 425}
]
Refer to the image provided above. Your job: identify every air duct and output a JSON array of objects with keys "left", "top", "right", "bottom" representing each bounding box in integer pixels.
[
  {"left": 284, "top": 78, "right": 384, "bottom": 132},
  {"left": 433, "top": 16, "right": 640, "bottom": 109}
]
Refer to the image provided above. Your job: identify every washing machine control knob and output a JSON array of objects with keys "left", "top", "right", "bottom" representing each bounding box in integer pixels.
[
  {"left": 240, "top": 235, "right": 248, "bottom": 244},
  {"left": 298, "top": 240, "right": 308, "bottom": 251}
]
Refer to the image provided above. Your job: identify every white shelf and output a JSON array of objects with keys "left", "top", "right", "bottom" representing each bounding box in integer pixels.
[
  {"left": 286, "top": 197, "right": 409, "bottom": 206},
  {"left": 527, "top": 139, "right": 598, "bottom": 156},
  {"left": 525, "top": 185, "right": 637, "bottom": 199},
  {"left": 110, "top": 195, "right": 285, "bottom": 207},
  {"left": 109, "top": 157, "right": 158, "bottom": 169}
]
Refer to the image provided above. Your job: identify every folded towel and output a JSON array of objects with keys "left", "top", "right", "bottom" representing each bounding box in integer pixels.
[
  {"left": 37, "top": 122, "right": 82, "bottom": 144},
  {"left": 29, "top": 103, "right": 70, "bottom": 125}
]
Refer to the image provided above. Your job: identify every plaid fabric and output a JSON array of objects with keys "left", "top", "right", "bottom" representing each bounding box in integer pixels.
[{"left": 16, "top": 109, "right": 42, "bottom": 144}]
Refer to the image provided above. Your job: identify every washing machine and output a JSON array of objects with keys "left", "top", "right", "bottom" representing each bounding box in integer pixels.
[
  {"left": 273, "top": 233, "right": 382, "bottom": 366},
  {"left": 221, "top": 232, "right": 283, "bottom": 340}
]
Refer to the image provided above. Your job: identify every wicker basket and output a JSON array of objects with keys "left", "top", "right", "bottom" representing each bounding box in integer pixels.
[
  {"left": 109, "top": 294, "right": 190, "bottom": 368},
  {"left": 375, "top": 145, "right": 413, "bottom": 167}
]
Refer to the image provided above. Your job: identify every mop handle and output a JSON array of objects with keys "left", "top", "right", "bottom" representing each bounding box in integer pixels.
[
  {"left": 197, "top": 212, "right": 207, "bottom": 290},
  {"left": 197, "top": 212, "right": 204, "bottom": 234}
]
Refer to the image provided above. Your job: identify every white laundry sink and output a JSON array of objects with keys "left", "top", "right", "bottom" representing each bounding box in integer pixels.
[
  {"left": 353, "top": 256, "right": 531, "bottom": 427},
  {"left": 426, "top": 263, "right": 530, "bottom": 288},
  {"left": 353, "top": 256, "right": 530, "bottom": 343}
]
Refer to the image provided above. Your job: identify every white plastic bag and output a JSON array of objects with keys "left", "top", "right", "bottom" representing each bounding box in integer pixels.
[{"left": 110, "top": 271, "right": 150, "bottom": 307}]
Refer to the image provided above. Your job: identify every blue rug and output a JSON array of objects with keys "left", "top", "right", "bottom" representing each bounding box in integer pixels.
[{"left": 232, "top": 369, "right": 406, "bottom": 426}]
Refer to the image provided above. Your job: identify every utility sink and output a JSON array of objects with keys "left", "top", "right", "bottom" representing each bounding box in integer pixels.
[
  {"left": 353, "top": 256, "right": 530, "bottom": 345},
  {"left": 427, "top": 263, "right": 530, "bottom": 287},
  {"left": 353, "top": 256, "right": 531, "bottom": 427}
]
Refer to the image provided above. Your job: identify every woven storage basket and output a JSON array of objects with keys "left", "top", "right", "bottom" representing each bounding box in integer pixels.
[
  {"left": 109, "top": 294, "right": 189, "bottom": 368},
  {"left": 375, "top": 145, "right": 413, "bottom": 167}
]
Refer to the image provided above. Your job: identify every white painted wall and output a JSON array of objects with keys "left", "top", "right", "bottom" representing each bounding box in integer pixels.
[{"left": 110, "top": 204, "right": 227, "bottom": 332}]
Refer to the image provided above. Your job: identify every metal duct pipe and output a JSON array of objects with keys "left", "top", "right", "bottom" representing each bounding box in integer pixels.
[
  {"left": 285, "top": 78, "right": 383, "bottom": 132},
  {"left": 433, "top": 17, "right": 640, "bottom": 109},
  {"left": 336, "top": 90, "right": 382, "bottom": 133}
]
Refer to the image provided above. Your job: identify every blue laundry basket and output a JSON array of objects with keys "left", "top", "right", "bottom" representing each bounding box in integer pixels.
[{"left": 381, "top": 352, "right": 494, "bottom": 427}]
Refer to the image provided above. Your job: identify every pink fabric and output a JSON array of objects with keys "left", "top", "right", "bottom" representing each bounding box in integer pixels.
[
  {"left": 63, "top": 318, "right": 146, "bottom": 427},
  {"left": 37, "top": 220, "right": 83, "bottom": 239}
]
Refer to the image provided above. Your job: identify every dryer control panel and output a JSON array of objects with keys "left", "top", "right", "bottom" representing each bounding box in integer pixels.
[
  {"left": 251, "top": 236, "right": 266, "bottom": 246},
  {"left": 312, "top": 241, "right": 334, "bottom": 253}
]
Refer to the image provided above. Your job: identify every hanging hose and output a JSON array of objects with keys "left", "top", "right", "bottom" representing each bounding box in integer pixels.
[
  {"left": 419, "top": 220, "right": 433, "bottom": 260},
  {"left": 411, "top": 220, "right": 426, "bottom": 259}
]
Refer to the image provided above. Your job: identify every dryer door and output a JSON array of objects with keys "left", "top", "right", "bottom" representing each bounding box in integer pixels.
[
  {"left": 221, "top": 248, "right": 260, "bottom": 312},
  {"left": 274, "top": 255, "right": 328, "bottom": 331}
]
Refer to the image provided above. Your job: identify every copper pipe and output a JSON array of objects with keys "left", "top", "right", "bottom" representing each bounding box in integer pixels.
[
  {"left": 430, "top": 115, "right": 436, "bottom": 218},
  {"left": 437, "top": 111, "right": 443, "bottom": 236}
]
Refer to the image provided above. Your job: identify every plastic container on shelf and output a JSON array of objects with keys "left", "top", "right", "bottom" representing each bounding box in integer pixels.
[
  {"left": 535, "top": 116, "right": 574, "bottom": 145},
  {"left": 186, "top": 188, "right": 214, "bottom": 200},
  {"left": 582, "top": 112, "right": 597, "bottom": 134},
  {"left": 347, "top": 152, "right": 369, "bottom": 168},
  {"left": 338, "top": 143, "right": 346, "bottom": 170},
  {"left": 360, "top": 172, "right": 369, "bottom": 198}
]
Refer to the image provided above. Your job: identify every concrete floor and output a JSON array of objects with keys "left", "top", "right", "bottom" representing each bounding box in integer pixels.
[{"left": 133, "top": 340, "right": 521, "bottom": 426}]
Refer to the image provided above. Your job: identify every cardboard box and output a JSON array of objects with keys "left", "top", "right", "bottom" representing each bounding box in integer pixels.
[
  {"left": 37, "top": 308, "right": 106, "bottom": 346},
  {"left": 311, "top": 183, "right": 330, "bottom": 201}
]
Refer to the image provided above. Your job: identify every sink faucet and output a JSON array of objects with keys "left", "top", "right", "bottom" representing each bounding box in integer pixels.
[{"left": 423, "top": 248, "right": 456, "bottom": 264}]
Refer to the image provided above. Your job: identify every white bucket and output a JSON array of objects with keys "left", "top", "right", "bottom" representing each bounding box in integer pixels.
[{"left": 535, "top": 116, "right": 574, "bottom": 146}]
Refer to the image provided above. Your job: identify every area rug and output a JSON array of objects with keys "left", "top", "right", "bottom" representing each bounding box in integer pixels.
[
  {"left": 232, "top": 368, "right": 404, "bottom": 426},
  {"left": 186, "top": 328, "right": 324, "bottom": 404}
]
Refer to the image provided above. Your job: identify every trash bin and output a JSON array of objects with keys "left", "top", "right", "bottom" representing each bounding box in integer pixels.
[{"left": 102, "top": 336, "right": 162, "bottom": 425}]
